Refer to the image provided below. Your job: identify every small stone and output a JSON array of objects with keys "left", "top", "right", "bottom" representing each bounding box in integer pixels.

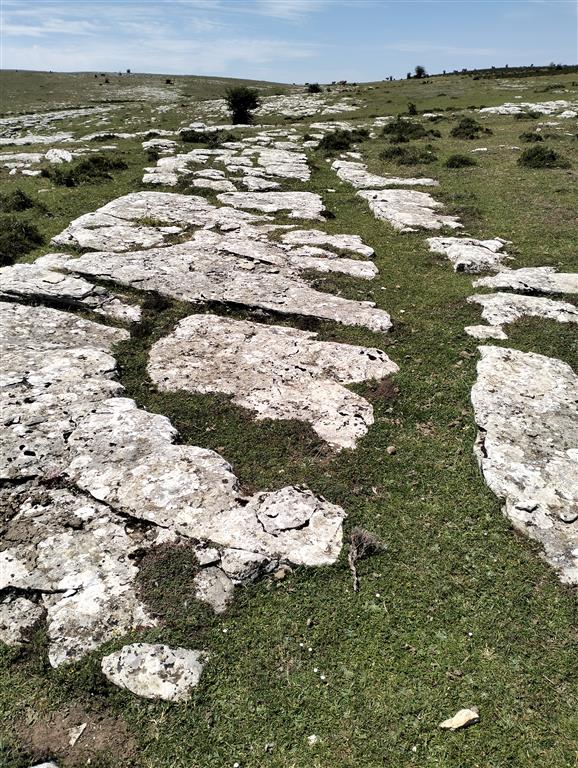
[
  {"left": 386, "top": 445, "right": 397, "bottom": 455},
  {"left": 307, "top": 734, "right": 319, "bottom": 745},
  {"left": 67, "top": 722, "right": 87, "bottom": 747},
  {"left": 439, "top": 707, "right": 479, "bottom": 731}
]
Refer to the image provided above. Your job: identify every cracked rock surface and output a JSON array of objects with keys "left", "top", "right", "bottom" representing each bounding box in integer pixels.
[
  {"left": 217, "top": 191, "right": 325, "bottom": 219},
  {"left": 101, "top": 644, "right": 207, "bottom": 701},
  {"left": 148, "top": 315, "right": 398, "bottom": 449},
  {"left": 473, "top": 267, "right": 578, "bottom": 295},
  {"left": 357, "top": 189, "right": 462, "bottom": 232},
  {"left": 427, "top": 237, "right": 511, "bottom": 273},
  {"left": 332, "top": 158, "right": 437, "bottom": 189},
  {"left": 471, "top": 346, "right": 578, "bottom": 584},
  {"left": 467, "top": 292, "right": 578, "bottom": 333}
]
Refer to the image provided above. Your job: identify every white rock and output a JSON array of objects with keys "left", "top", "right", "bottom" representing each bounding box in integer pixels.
[
  {"left": 280, "top": 229, "right": 374, "bottom": 258},
  {"left": 464, "top": 325, "right": 508, "bottom": 340},
  {"left": 45, "top": 148, "right": 73, "bottom": 164},
  {"left": 192, "top": 177, "right": 236, "bottom": 192},
  {"left": 468, "top": 292, "right": 578, "bottom": 328},
  {"left": 241, "top": 175, "right": 281, "bottom": 191},
  {"left": 193, "top": 567, "right": 235, "bottom": 613},
  {"left": 332, "top": 159, "right": 437, "bottom": 189},
  {"left": 439, "top": 708, "right": 480, "bottom": 730},
  {"left": 218, "top": 191, "right": 325, "bottom": 220},
  {"left": 479, "top": 100, "right": 577, "bottom": 116},
  {"left": 0, "top": 596, "right": 43, "bottom": 645},
  {"left": 473, "top": 267, "right": 578, "bottom": 295},
  {"left": 148, "top": 315, "right": 398, "bottom": 449},
  {"left": 471, "top": 346, "right": 578, "bottom": 583},
  {"left": 427, "top": 236, "right": 511, "bottom": 273},
  {"left": 101, "top": 643, "right": 207, "bottom": 701},
  {"left": 358, "top": 189, "right": 462, "bottom": 232}
]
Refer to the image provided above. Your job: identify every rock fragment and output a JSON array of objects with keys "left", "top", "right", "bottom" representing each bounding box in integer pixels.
[
  {"left": 427, "top": 236, "right": 511, "bottom": 273},
  {"left": 280, "top": 228, "right": 375, "bottom": 257},
  {"left": 0, "top": 596, "right": 44, "bottom": 645},
  {"left": 439, "top": 708, "right": 480, "bottom": 731},
  {"left": 473, "top": 267, "right": 578, "bottom": 295},
  {"left": 332, "top": 158, "right": 437, "bottom": 189},
  {"left": 148, "top": 315, "right": 398, "bottom": 449},
  {"left": 464, "top": 325, "right": 508, "bottom": 340},
  {"left": 471, "top": 346, "right": 578, "bottom": 583},
  {"left": 357, "top": 189, "right": 462, "bottom": 232},
  {"left": 101, "top": 644, "right": 207, "bottom": 701},
  {"left": 467, "top": 292, "right": 578, "bottom": 331},
  {"left": 193, "top": 567, "right": 235, "bottom": 613}
]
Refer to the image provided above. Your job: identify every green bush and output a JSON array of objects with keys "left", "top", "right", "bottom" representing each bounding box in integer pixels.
[
  {"left": 0, "top": 215, "right": 44, "bottom": 266},
  {"left": 407, "top": 102, "right": 418, "bottom": 116},
  {"left": 382, "top": 118, "right": 441, "bottom": 143},
  {"left": 307, "top": 83, "right": 322, "bottom": 94},
  {"left": 450, "top": 117, "right": 492, "bottom": 139},
  {"left": 180, "top": 129, "right": 229, "bottom": 147},
  {"left": 44, "top": 154, "right": 128, "bottom": 187},
  {"left": 380, "top": 145, "right": 437, "bottom": 165},
  {"left": 514, "top": 110, "right": 542, "bottom": 120},
  {"left": 318, "top": 128, "right": 369, "bottom": 154},
  {"left": 225, "top": 86, "right": 260, "bottom": 124},
  {"left": 517, "top": 145, "right": 571, "bottom": 169},
  {"left": 444, "top": 153, "right": 477, "bottom": 168},
  {"left": 0, "top": 188, "right": 36, "bottom": 213},
  {"left": 519, "top": 131, "right": 544, "bottom": 142}
]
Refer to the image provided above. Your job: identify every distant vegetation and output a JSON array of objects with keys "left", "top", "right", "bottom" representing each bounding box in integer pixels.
[
  {"left": 450, "top": 117, "right": 492, "bottom": 139},
  {"left": 0, "top": 215, "right": 43, "bottom": 267},
  {"left": 382, "top": 118, "right": 441, "bottom": 143},
  {"left": 518, "top": 145, "right": 571, "bottom": 169},
  {"left": 318, "top": 128, "right": 370, "bottom": 154},
  {"left": 180, "top": 129, "right": 231, "bottom": 147},
  {"left": 225, "top": 86, "right": 260, "bottom": 124},
  {"left": 42, "top": 154, "right": 128, "bottom": 186},
  {"left": 380, "top": 145, "right": 437, "bottom": 165},
  {"left": 444, "top": 153, "right": 477, "bottom": 168},
  {"left": 306, "top": 83, "right": 322, "bottom": 94}
]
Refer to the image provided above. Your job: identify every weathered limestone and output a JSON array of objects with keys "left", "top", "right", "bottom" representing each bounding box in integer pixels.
[
  {"left": 464, "top": 325, "right": 508, "bottom": 340},
  {"left": 358, "top": 189, "right": 462, "bottom": 232},
  {"left": 427, "top": 237, "right": 511, "bottom": 273},
  {"left": 51, "top": 191, "right": 259, "bottom": 251},
  {"left": 0, "top": 262, "right": 141, "bottom": 322},
  {"left": 479, "top": 100, "right": 578, "bottom": 116},
  {"left": 148, "top": 315, "right": 398, "bottom": 449},
  {"left": 0, "top": 596, "right": 44, "bottom": 645},
  {"left": 193, "top": 567, "right": 235, "bottom": 613},
  {"left": 332, "top": 159, "right": 437, "bottom": 189},
  {"left": 45, "top": 148, "right": 73, "bottom": 164},
  {"left": 473, "top": 267, "right": 578, "bottom": 295},
  {"left": 467, "top": 292, "right": 578, "bottom": 332},
  {"left": 280, "top": 229, "right": 374, "bottom": 258},
  {"left": 44, "top": 236, "right": 393, "bottom": 332},
  {"left": 471, "top": 346, "right": 578, "bottom": 583},
  {"left": 101, "top": 644, "right": 207, "bottom": 701},
  {"left": 1, "top": 302, "right": 346, "bottom": 664},
  {"left": 218, "top": 191, "right": 325, "bottom": 219}
]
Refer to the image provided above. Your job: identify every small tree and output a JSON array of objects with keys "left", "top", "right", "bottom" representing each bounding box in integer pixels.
[
  {"left": 225, "top": 86, "right": 260, "bottom": 124},
  {"left": 307, "top": 82, "right": 322, "bottom": 93},
  {"left": 414, "top": 65, "right": 426, "bottom": 78}
]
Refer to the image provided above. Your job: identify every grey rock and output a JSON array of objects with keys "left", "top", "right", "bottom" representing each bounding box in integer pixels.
[
  {"left": 101, "top": 643, "right": 207, "bottom": 701},
  {"left": 280, "top": 228, "right": 375, "bottom": 257},
  {"left": 332, "top": 159, "right": 437, "bottom": 189},
  {"left": 471, "top": 346, "right": 578, "bottom": 584},
  {"left": 473, "top": 267, "right": 578, "bottom": 295},
  {"left": 467, "top": 292, "right": 578, "bottom": 328},
  {"left": 464, "top": 325, "right": 508, "bottom": 340},
  {"left": 218, "top": 191, "right": 325, "bottom": 219},
  {"left": 0, "top": 596, "right": 44, "bottom": 645},
  {"left": 193, "top": 567, "right": 235, "bottom": 613},
  {"left": 358, "top": 189, "right": 462, "bottom": 232},
  {"left": 427, "top": 236, "right": 511, "bottom": 273},
  {"left": 148, "top": 315, "right": 398, "bottom": 449}
]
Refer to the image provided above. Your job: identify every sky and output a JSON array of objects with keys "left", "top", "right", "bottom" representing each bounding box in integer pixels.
[{"left": 1, "top": 0, "right": 577, "bottom": 83}]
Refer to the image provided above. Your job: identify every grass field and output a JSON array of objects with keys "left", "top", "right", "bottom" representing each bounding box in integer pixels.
[{"left": 0, "top": 68, "right": 577, "bottom": 768}]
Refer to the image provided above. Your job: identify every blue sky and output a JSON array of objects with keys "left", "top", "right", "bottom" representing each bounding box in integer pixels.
[{"left": 2, "top": 0, "right": 576, "bottom": 82}]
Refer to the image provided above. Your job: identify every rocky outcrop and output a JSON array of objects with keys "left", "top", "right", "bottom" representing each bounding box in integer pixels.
[
  {"left": 148, "top": 315, "right": 398, "bottom": 449},
  {"left": 471, "top": 346, "right": 578, "bottom": 584},
  {"left": 427, "top": 237, "right": 511, "bottom": 273},
  {"left": 473, "top": 267, "right": 578, "bottom": 295}
]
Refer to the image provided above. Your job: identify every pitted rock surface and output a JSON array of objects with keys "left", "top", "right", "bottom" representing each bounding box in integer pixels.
[
  {"left": 0, "top": 262, "right": 141, "bottom": 322},
  {"left": 357, "top": 189, "right": 462, "bottom": 232},
  {"left": 148, "top": 315, "right": 398, "bottom": 449},
  {"left": 473, "top": 267, "right": 578, "bottom": 295},
  {"left": 43, "top": 234, "right": 393, "bottom": 332},
  {"left": 217, "top": 191, "right": 325, "bottom": 219},
  {"left": 0, "top": 595, "right": 44, "bottom": 645},
  {"left": 471, "top": 346, "right": 578, "bottom": 583},
  {"left": 427, "top": 236, "right": 512, "bottom": 273},
  {"left": 332, "top": 159, "right": 437, "bottom": 189},
  {"left": 467, "top": 292, "right": 578, "bottom": 332},
  {"left": 101, "top": 644, "right": 207, "bottom": 701}
]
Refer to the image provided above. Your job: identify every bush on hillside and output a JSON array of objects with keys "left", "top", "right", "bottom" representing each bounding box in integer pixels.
[
  {"left": 180, "top": 129, "right": 230, "bottom": 147},
  {"left": 382, "top": 118, "right": 441, "bottom": 143},
  {"left": 519, "top": 131, "right": 544, "bottom": 142},
  {"left": 450, "top": 117, "right": 492, "bottom": 139},
  {"left": 318, "top": 128, "right": 369, "bottom": 153},
  {"left": 517, "top": 145, "right": 571, "bottom": 168},
  {"left": 514, "top": 111, "right": 542, "bottom": 120},
  {"left": 307, "top": 83, "right": 322, "bottom": 93},
  {"left": 0, "top": 189, "right": 36, "bottom": 213},
  {"left": 444, "top": 153, "right": 477, "bottom": 168},
  {"left": 380, "top": 145, "right": 437, "bottom": 165},
  {"left": 44, "top": 154, "right": 128, "bottom": 186},
  {"left": 0, "top": 215, "right": 44, "bottom": 266},
  {"left": 225, "top": 86, "right": 260, "bottom": 124}
]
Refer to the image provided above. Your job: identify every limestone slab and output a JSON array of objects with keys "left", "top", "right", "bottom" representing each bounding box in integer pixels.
[
  {"left": 427, "top": 236, "right": 511, "bottom": 273},
  {"left": 358, "top": 189, "right": 462, "bottom": 232},
  {"left": 473, "top": 267, "right": 578, "bottom": 295}
]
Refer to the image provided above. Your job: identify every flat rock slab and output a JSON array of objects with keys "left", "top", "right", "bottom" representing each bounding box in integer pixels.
[
  {"left": 473, "top": 267, "right": 578, "bottom": 295},
  {"left": 479, "top": 100, "right": 577, "bottom": 116},
  {"left": 464, "top": 325, "right": 508, "bottom": 340},
  {"left": 427, "top": 236, "right": 511, "bottom": 273},
  {"left": 468, "top": 292, "right": 578, "bottom": 333},
  {"left": 280, "top": 229, "right": 375, "bottom": 258},
  {"left": 217, "top": 191, "right": 325, "bottom": 219},
  {"left": 358, "top": 189, "right": 462, "bottom": 232},
  {"left": 101, "top": 644, "right": 207, "bottom": 701},
  {"left": 471, "top": 346, "right": 578, "bottom": 584},
  {"left": 148, "top": 315, "right": 398, "bottom": 449},
  {"left": 0, "top": 262, "right": 141, "bottom": 322},
  {"left": 1, "top": 302, "right": 345, "bottom": 664},
  {"left": 332, "top": 159, "right": 437, "bottom": 189},
  {"left": 43, "top": 237, "right": 393, "bottom": 332}
]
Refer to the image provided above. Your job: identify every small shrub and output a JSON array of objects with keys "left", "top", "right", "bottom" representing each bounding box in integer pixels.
[
  {"left": 382, "top": 118, "right": 441, "bottom": 143},
  {"left": 445, "top": 153, "right": 477, "bottom": 168},
  {"left": 0, "top": 215, "right": 44, "bottom": 266},
  {"left": 146, "top": 148, "right": 160, "bottom": 162},
  {"left": 519, "top": 131, "right": 544, "bottom": 142},
  {"left": 450, "top": 117, "right": 492, "bottom": 139},
  {"left": 0, "top": 188, "right": 36, "bottom": 213},
  {"left": 46, "top": 154, "right": 128, "bottom": 186},
  {"left": 318, "top": 128, "right": 369, "bottom": 154},
  {"left": 225, "top": 86, "right": 260, "bottom": 124},
  {"left": 180, "top": 129, "right": 228, "bottom": 148},
  {"left": 307, "top": 83, "right": 322, "bottom": 93},
  {"left": 89, "top": 133, "right": 118, "bottom": 141},
  {"left": 514, "top": 110, "right": 542, "bottom": 120},
  {"left": 407, "top": 101, "right": 418, "bottom": 116},
  {"left": 517, "top": 145, "right": 571, "bottom": 169},
  {"left": 380, "top": 145, "right": 437, "bottom": 165}
]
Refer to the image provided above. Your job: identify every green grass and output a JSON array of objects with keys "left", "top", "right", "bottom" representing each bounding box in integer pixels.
[{"left": 0, "top": 69, "right": 577, "bottom": 768}]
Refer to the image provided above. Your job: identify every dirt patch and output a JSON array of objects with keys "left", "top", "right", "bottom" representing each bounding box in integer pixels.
[
  {"left": 19, "top": 704, "right": 137, "bottom": 767},
  {"left": 363, "top": 377, "right": 399, "bottom": 402}
]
